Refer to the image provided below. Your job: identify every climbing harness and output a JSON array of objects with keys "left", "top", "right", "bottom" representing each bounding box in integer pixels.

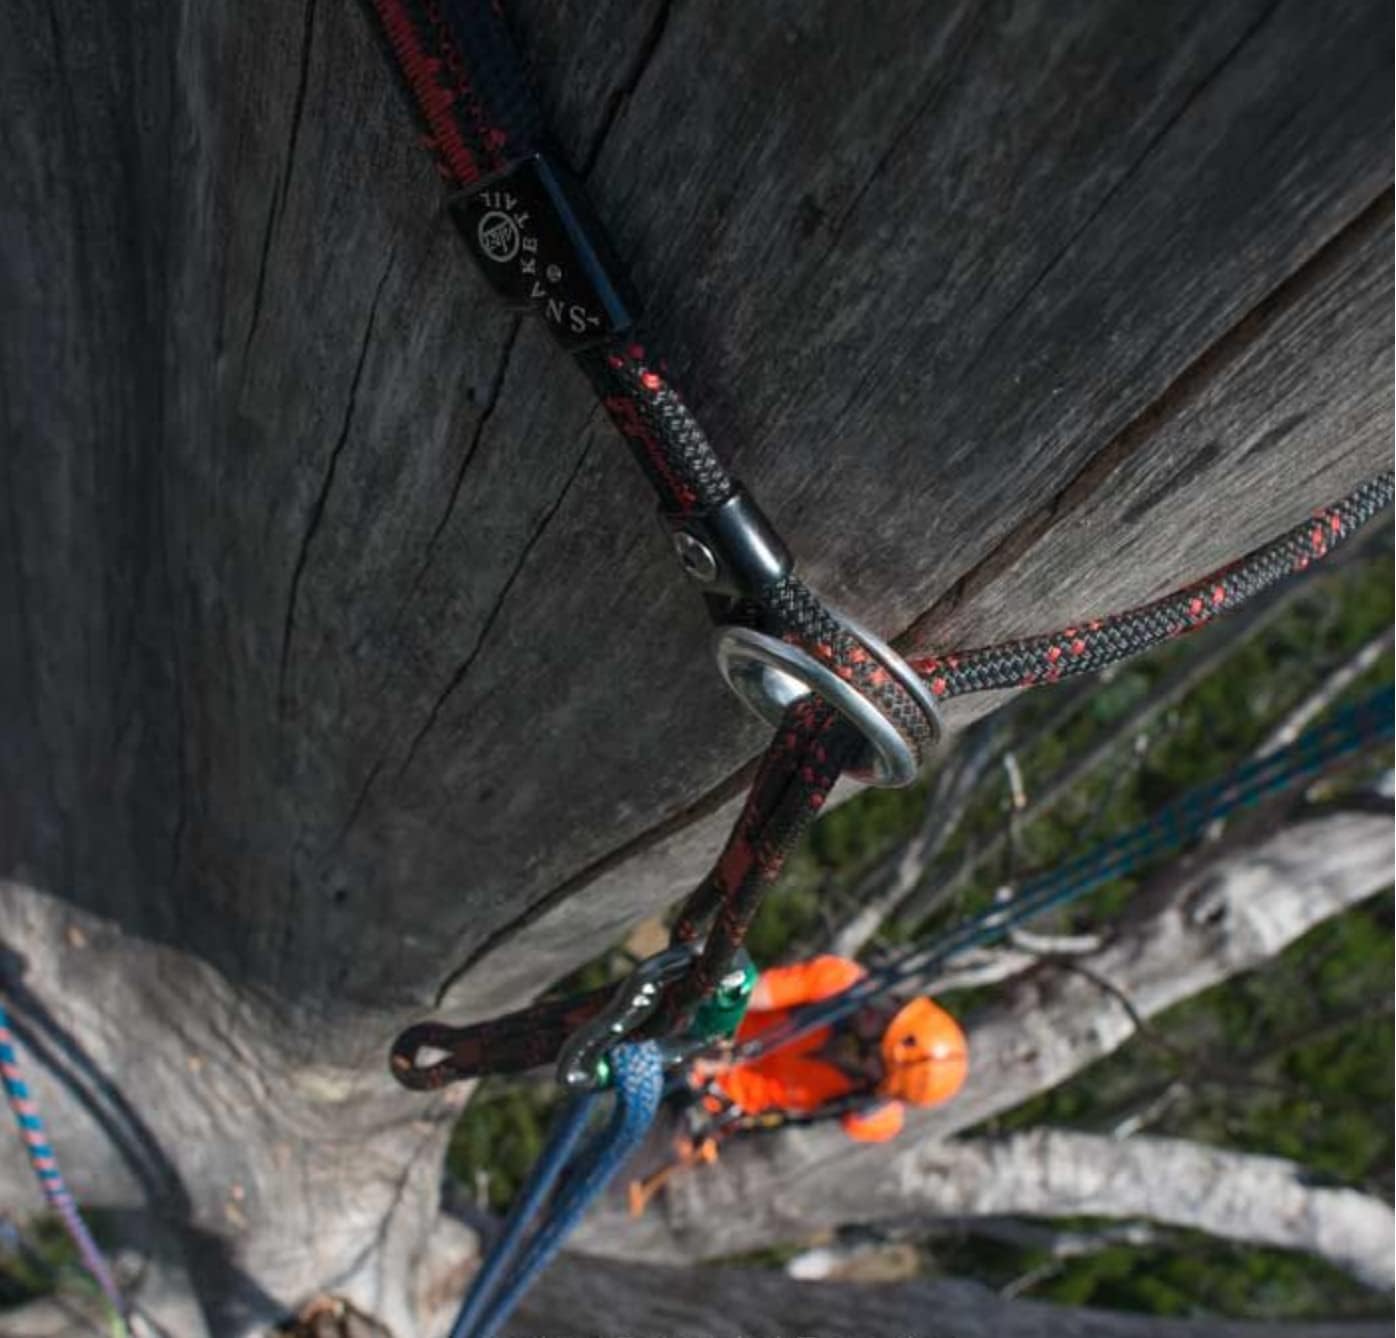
[
  {"left": 361, "top": 0, "right": 1395, "bottom": 1330},
  {"left": 0, "top": 1003, "right": 129, "bottom": 1334},
  {"left": 447, "top": 1042, "right": 663, "bottom": 1338}
]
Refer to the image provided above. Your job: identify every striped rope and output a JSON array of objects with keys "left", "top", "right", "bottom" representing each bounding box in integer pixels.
[{"left": 0, "top": 1003, "right": 129, "bottom": 1331}]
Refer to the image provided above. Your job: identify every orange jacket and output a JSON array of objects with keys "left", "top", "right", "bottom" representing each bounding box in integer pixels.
[{"left": 712, "top": 956, "right": 906, "bottom": 1142}]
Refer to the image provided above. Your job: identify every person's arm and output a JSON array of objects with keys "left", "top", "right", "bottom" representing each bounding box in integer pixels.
[
  {"left": 749, "top": 956, "right": 865, "bottom": 1010},
  {"left": 717, "top": 1063, "right": 789, "bottom": 1116}
]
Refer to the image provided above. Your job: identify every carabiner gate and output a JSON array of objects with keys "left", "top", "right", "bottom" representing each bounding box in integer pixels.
[{"left": 555, "top": 944, "right": 698, "bottom": 1091}]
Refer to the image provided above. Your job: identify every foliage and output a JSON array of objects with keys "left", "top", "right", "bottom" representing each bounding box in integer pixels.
[
  {"left": 927, "top": 1225, "right": 1384, "bottom": 1321},
  {"left": 0, "top": 1211, "right": 107, "bottom": 1315},
  {"left": 447, "top": 1078, "right": 556, "bottom": 1213}
]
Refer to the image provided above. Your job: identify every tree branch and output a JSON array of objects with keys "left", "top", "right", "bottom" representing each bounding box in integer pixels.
[
  {"left": 844, "top": 1130, "right": 1391, "bottom": 1289},
  {"left": 1255, "top": 628, "right": 1395, "bottom": 758}
]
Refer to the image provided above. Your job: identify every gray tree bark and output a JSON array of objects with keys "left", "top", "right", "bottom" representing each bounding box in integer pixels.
[
  {"left": 6, "top": 1249, "right": 1390, "bottom": 1338},
  {"left": 813, "top": 1130, "right": 1393, "bottom": 1290},
  {"left": 0, "top": 0, "right": 1391, "bottom": 1334},
  {"left": 517, "top": 1257, "right": 1393, "bottom": 1338}
]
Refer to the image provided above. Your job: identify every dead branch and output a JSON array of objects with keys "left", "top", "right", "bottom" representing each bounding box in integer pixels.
[{"left": 1255, "top": 628, "right": 1395, "bottom": 758}]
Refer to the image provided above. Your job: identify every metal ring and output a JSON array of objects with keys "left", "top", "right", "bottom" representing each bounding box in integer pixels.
[
  {"left": 713, "top": 617, "right": 941, "bottom": 788},
  {"left": 839, "top": 613, "right": 944, "bottom": 750}
]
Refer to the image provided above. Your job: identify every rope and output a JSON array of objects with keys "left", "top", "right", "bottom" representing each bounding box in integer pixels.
[
  {"left": 450, "top": 1041, "right": 664, "bottom": 1338},
  {"left": 734, "top": 686, "right": 1394, "bottom": 1064},
  {"left": 659, "top": 473, "right": 1394, "bottom": 1018},
  {"left": 914, "top": 474, "right": 1395, "bottom": 698},
  {"left": 366, "top": 0, "right": 1395, "bottom": 1078},
  {"left": 357, "top": 4, "right": 1392, "bottom": 1318},
  {"left": 0, "top": 1003, "right": 129, "bottom": 1333},
  {"left": 388, "top": 478, "right": 1393, "bottom": 1088}
]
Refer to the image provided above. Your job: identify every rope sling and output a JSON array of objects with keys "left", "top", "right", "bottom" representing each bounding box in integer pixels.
[
  {"left": 367, "top": 0, "right": 1395, "bottom": 1092},
  {"left": 352, "top": 4, "right": 1396, "bottom": 1335},
  {"left": 0, "top": 2, "right": 1389, "bottom": 1333}
]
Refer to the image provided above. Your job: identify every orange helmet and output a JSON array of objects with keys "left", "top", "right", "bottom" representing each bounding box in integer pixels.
[{"left": 877, "top": 997, "right": 968, "bottom": 1106}]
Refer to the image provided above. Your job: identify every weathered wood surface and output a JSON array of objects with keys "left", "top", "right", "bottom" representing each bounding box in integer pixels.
[
  {"left": 0, "top": 0, "right": 1391, "bottom": 1330},
  {"left": 518, "top": 1257, "right": 1394, "bottom": 1338}
]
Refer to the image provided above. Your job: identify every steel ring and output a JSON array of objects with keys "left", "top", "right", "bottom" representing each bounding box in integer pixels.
[
  {"left": 838, "top": 613, "right": 944, "bottom": 750},
  {"left": 713, "top": 618, "right": 941, "bottom": 788}
]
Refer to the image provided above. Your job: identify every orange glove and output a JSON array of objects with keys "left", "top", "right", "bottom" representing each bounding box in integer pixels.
[{"left": 840, "top": 1100, "right": 905, "bottom": 1143}]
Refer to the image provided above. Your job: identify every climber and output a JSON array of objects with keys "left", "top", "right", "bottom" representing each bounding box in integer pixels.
[
  {"left": 700, "top": 954, "right": 969, "bottom": 1143},
  {"left": 627, "top": 955, "right": 967, "bottom": 1215}
]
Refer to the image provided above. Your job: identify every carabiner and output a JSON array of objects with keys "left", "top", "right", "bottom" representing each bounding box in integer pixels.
[{"left": 555, "top": 944, "right": 698, "bottom": 1091}]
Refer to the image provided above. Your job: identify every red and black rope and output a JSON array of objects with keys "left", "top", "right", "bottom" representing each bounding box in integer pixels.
[
  {"left": 366, "top": 0, "right": 1394, "bottom": 1088},
  {"left": 913, "top": 475, "right": 1394, "bottom": 699},
  {"left": 367, "top": 0, "right": 541, "bottom": 185},
  {"left": 393, "top": 471, "right": 1392, "bottom": 1087}
]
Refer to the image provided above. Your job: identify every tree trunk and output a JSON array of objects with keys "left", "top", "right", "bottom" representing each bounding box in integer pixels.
[
  {"left": 517, "top": 1257, "right": 1392, "bottom": 1338},
  {"left": 0, "top": 0, "right": 1390, "bottom": 1333}
]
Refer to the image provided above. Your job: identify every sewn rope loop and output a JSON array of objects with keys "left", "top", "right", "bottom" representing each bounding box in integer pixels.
[
  {"left": 0, "top": 1003, "right": 129, "bottom": 1332},
  {"left": 450, "top": 1040, "right": 664, "bottom": 1338}
]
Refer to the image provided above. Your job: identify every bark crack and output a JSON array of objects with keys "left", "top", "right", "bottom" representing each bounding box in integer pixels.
[
  {"left": 398, "top": 317, "right": 524, "bottom": 620},
  {"left": 397, "top": 434, "right": 596, "bottom": 779},
  {"left": 278, "top": 254, "right": 394, "bottom": 710},
  {"left": 581, "top": 0, "right": 675, "bottom": 178},
  {"left": 818, "top": 6, "right": 986, "bottom": 252},
  {"left": 331, "top": 753, "right": 388, "bottom": 858},
  {"left": 433, "top": 751, "right": 754, "bottom": 1006},
  {"left": 239, "top": 192, "right": 280, "bottom": 380},
  {"left": 897, "top": 185, "right": 1393, "bottom": 652},
  {"left": 314, "top": 1118, "right": 443, "bottom": 1305},
  {"left": 279, "top": 0, "right": 318, "bottom": 217},
  {"left": 960, "top": 0, "right": 1286, "bottom": 386},
  {"left": 240, "top": 0, "right": 318, "bottom": 380}
]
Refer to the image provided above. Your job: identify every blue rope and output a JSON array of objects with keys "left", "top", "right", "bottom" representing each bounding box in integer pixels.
[
  {"left": 0, "top": 1002, "right": 129, "bottom": 1333},
  {"left": 739, "top": 687, "right": 1393, "bottom": 1061},
  {"left": 451, "top": 1041, "right": 664, "bottom": 1338}
]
